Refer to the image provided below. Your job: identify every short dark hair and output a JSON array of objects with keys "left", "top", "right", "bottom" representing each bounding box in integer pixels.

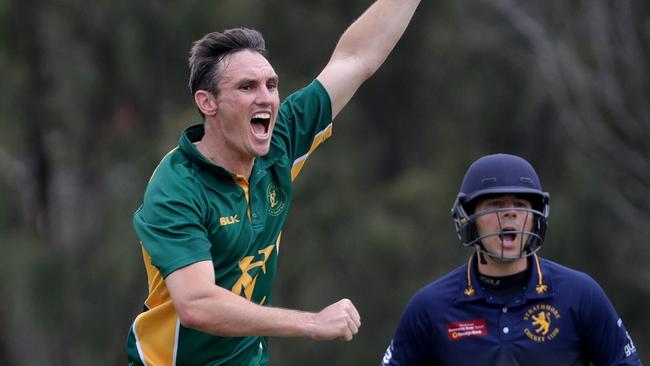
[{"left": 188, "top": 27, "right": 268, "bottom": 97}]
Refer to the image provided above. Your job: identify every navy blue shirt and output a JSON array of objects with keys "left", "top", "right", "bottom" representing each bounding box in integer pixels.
[{"left": 381, "top": 254, "right": 641, "bottom": 366}]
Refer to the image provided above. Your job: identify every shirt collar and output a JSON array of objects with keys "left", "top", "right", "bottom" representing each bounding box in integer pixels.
[
  {"left": 456, "top": 253, "right": 553, "bottom": 303},
  {"left": 178, "top": 124, "right": 277, "bottom": 180},
  {"left": 178, "top": 124, "right": 229, "bottom": 176}
]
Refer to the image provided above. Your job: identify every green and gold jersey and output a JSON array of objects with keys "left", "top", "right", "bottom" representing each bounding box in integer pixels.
[{"left": 126, "top": 80, "right": 333, "bottom": 366}]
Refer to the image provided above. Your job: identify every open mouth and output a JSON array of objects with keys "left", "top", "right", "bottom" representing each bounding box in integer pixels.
[
  {"left": 251, "top": 112, "right": 271, "bottom": 137},
  {"left": 499, "top": 227, "right": 519, "bottom": 242}
]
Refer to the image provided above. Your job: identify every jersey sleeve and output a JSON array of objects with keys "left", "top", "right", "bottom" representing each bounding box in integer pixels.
[
  {"left": 272, "top": 79, "right": 333, "bottom": 180},
  {"left": 578, "top": 274, "right": 642, "bottom": 365},
  {"left": 380, "top": 293, "right": 435, "bottom": 366},
  {"left": 133, "top": 160, "right": 212, "bottom": 278}
]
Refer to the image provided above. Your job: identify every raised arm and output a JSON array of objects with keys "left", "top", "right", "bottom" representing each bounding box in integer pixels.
[
  {"left": 316, "top": 0, "right": 421, "bottom": 118},
  {"left": 166, "top": 261, "right": 361, "bottom": 340}
]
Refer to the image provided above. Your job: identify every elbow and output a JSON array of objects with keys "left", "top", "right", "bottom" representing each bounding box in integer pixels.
[
  {"left": 174, "top": 300, "right": 205, "bottom": 330},
  {"left": 353, "top": 56, "right": 379, "bottom": 82},
  {"left": 174, "top": 298, "right": 232, "bottom": 335}
]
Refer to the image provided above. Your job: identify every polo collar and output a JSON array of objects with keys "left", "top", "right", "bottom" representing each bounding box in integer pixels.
[
  {"left": 178, "top": 124, "right": 280, "bottom": 180},
  {"left": 456, "top": 253, "right": 553, "bottom": 303},
  {"left": 177, "top": 124, "right": 229, "bottom": 177}
]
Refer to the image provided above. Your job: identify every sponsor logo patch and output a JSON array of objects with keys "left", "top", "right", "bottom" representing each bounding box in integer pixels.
[{"left": 447, "top": 320, "right": 487, "bottom": 340}]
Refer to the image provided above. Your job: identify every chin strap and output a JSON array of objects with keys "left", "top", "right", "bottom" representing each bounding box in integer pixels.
[
  {"left": 478, "top": 251, "right": 487, "bottom": 265},
  {"left": 474, "top": 244, "right": 488, "bottom": 264}
]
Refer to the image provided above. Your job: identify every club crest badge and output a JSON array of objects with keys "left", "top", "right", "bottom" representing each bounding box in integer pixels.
[
  {"left": 267, "top": 182, "right": 287, "bottom": 216},
  {"left": 523, "top": 304, "right": 560, "bottom": 342}
]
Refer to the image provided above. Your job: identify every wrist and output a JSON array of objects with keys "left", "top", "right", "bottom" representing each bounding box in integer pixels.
[{"left": 300, "top": 311, "right": 318, "bottom": 339}]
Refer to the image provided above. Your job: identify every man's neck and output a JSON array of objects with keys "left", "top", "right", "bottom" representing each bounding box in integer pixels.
[
  {"left": 195, "top": 137, "right": 254, "bottom": 179},
  {"left": 476, "top": 262, "right": 530, "bottom": 303}
]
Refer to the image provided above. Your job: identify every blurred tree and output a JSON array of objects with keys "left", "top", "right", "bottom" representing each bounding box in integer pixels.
[
  {"left": 0, "top": 0, "right": 225, "bottom": 363},
  {"left": 482, "top": 0, "right": 650, "bottom": 291}
]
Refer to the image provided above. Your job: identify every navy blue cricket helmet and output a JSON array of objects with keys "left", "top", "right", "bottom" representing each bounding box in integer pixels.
[{"left": 451, "top": 154, "right": 550, "bottom": 259}]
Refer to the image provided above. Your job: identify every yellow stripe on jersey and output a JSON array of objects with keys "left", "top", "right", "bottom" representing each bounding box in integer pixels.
[
  {"left": 133, "top": 247, "right": 179, "bottom": 366},
  {"left": 291, "top": 123, "right": 333, "bottom": 180},
  {"left": 533, "top": 253, "right": 549, "bottom": 294},
  {"left": 234, "top": 175, "right": 252, "bottom": 221}
]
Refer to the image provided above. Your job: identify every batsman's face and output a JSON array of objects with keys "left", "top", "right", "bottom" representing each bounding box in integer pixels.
[
  {"left": 212, "top": 50, "right": 280, "bottom": 161},
  {"left": 473, "top": 195, "right": 534, "bottom": 260}
]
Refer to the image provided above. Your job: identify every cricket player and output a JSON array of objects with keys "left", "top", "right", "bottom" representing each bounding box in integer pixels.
[
  {"left": 381, "top": 154, "right": 642, "bottom": 365},
  {"left": 126, "top": 1, "right": 421, "bottom": 365}
]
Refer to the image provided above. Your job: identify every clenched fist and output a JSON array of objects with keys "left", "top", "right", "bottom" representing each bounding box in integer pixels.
[{"left": 307, "top": 298, "right": 361, "bottom": 341}]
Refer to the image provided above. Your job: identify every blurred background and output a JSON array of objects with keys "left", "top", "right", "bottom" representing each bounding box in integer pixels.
[{"left": 0, "top": 0, "right": 648, "bottom": 364}]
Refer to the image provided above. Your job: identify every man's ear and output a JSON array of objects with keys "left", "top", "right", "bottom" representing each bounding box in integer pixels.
[{"left": 194, "top": 90, "right": 218, "bottom": 116}]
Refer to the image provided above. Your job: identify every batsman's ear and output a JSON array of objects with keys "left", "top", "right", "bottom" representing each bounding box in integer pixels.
[{"left": 194, "top": 90, "right": 218, "bottom": 117}]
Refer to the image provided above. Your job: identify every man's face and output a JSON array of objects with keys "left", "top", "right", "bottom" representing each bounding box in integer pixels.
[
  {"left": 473, "top": 195, "right": 534, "bottom": 260},
  {"left": 211, "top": 50, "right": 280, "bottom": 160}
]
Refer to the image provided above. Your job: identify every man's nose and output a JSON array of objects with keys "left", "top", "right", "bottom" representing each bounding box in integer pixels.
[
  {"left": 255, "top": 86, "right": 274, "bottom": 104},
  {"left": 501, "top": 205, "right": 519, "bottom": 218}
]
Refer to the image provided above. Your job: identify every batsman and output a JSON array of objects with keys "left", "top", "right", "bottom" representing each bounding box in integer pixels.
[{"left": 381, "top": 154, "right": 642, "bottom": 365}]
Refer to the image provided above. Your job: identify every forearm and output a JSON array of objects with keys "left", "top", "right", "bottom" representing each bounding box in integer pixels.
[
  {"left": 178, "top": 285, "right": 313, "bottom": 337},
  {"left": 317, "top": 0, "right": 420, "bottom": 117},
  {"left": 168, "top": 260, "right": 359, "bottom": 340},
  {"left": 332, "top": 0, "right": 421, "bottom": 77}
]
